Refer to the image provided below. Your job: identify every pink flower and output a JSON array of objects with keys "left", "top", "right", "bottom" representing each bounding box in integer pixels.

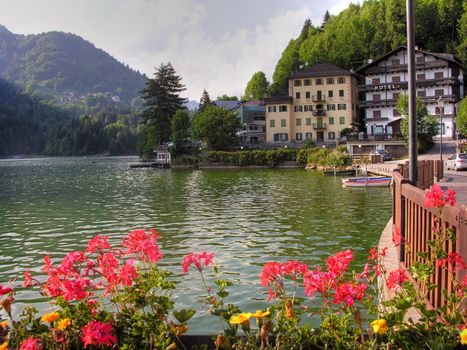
[
  {"left": 86, "top": 235, "right": 111, "bottom": 253},
  {"left": 119, "top": 261, "right": 138, "bottom": 286},
  {"left": 303, "top": 268, "right": 336, "bottom": 297},
  {"left": 182, "top": 252, "right": 215, "bottom": 273},
  {"left": 326, "top": 250, "right": 353, "bottom": 277},
  {"left": 424, "top": 184, "right": 457, "bottom": 209},
  {"left": 19, "top": 336, "right": 43, "bottom": 350},
  {"left": 82, "top": 321, "right": 117, "bottom": 348},
  {"left": 386, "top": 269, "right": 409, "bottom": 289},
  {"left": 259, "top": 262, "right": 282, "bottom": 287},
  {"left": 436, "top": 252, "right": 466, "bottom": 271},
  {"left": 333, "top": 282, "right": 368, "bottom": 306},
  {"left": 122, "top": 229, "right": 162, "bottom": 262},
  {"left": 0, "top": 285, "right": 13, "bottom": 296},
  {"left": 24, "top": 270, "right": 32, "bottom": 287}
]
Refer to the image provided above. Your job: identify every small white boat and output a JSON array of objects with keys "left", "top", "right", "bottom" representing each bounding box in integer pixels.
[{"left": 342, "top": 176, "right": 392, "bottom": 187}]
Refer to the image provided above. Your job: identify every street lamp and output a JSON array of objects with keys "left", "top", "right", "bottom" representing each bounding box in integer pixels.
[{"left": 437, "top": 97, "right": 444, "bottom": 163}]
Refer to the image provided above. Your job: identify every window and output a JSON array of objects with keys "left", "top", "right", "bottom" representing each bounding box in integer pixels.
[
  {"left": 305, "top": 91, "right": 311, "bottom": 99},
  {"left": 338, "top": 77, "right": 346, "bottom": 84},
  {"left": 328, "top": 90, "right": 334, "bottom": 98},
  {"left": 337, "top": 104, "right": 346, "bottom": 110},
  {"left": 306, "top": 132, "right": 312, "bottom": 140},
  {"left": 435, "top": 89, "right": 444, "bottom": 96},
  {"left": 306, "top": 118, "right": 312, "bottom": 125},
  {"left": 304, "top": 105, "right": 313, "bottom": 112},
  {"left": 373, "top": 110, "right": 381, "bottom": 119},
  {"left": 392, "top": 92, "right": 399, "bottom": 100},
  {"left": 296, "top": 118, "right": 302, "bottom": 126},
  {"left": 391, "top": 59, "right": 400, "bottom": 65},
  {"left": 416, "top": 56, "right": 425, "bottom": 63},
  {"left": 273, "top": 134, "right": 279, "bottom": 141},
  {"left": 372, "top": 78, "right": 380, "bottom": 84},
  {"left": 373, "top": 94, "right": 381, "bottom": 101},
  {"left": 392, "top": 76, "right": 401, "bottom": 83},
  {"left": 294, "top": 79, "right": 302, "bottom": 86},
  {"left": 281, "top": 119, "right": 286, "bottom": 127},
  {"left": 339, "top": 90, "right": 344, "bottom": 97},
  {"left": 375, "top": 126, "right": 384, "bottom": 134},
  {"left": 296, "top": 133, "right": 303, "bottom": 141},
  {"left": 435, "top": 107, "right": 443, "bottom": 115},
  {"left": 280, "top": 133, "right": 288, "bottom": 141},
  {"left": 296, "top": 92, "right": 301, "bottom": 99},
  {"left": 279, "top": 105, "right": 288, "bottom": 112},
  {"left": 327, "top": 77, "right": 335, "bottom": 84},
  {"left": 269, "top": 120, "right": 275, "bottom": 128},
  {"left": 328, "top": 132, "right": 335, "bottom": 140},
  {"left": 339, "top": 117, "right": 345, "bottom": 125},
  {"left": 304, "top": 79, "right": 311, "bottom": 86},
  {"left": 268, "top": 106, "right": 276, "bottom": 113},
  {"left": 158, "top": 154, "right": 166, "bottom": 160},
  {"left": 434, "top": 72, "right": 444, "bottom": 79},
  {"left": 316, "top": 78, "right": 323, "bottom": 85},
  {"left": 294, "top": 106, "right": 303, "bottom": 112},
  {"left": 327, "top": 104, "right": 336, "bottom": 111},
  {"left": 329, "top": 117, "right": 335, "bottom": 125},
  {"left": 417, "top": 90, "right": 426, "bottom": 97},
  {"left": 393, "top": 109, "right": 401, "bottom": 117},
  {"left": 416, "top": 73, "right": 425, "bottom": 80}
]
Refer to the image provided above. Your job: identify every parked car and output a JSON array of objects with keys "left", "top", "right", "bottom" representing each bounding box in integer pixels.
[
  {"left": 446, "top": 153, "right": 467, "bottom": 171},
  {"left": 371, "top": 149, "right": 392, "bottom": 161}
]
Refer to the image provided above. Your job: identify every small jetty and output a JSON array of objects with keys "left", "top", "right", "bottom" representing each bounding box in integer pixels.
[
  {"left": 130, "top": 145, "right": 171, "bottom": 169},
  {"left": 130, "top": 162, "right": 170, "bottom": 169}
]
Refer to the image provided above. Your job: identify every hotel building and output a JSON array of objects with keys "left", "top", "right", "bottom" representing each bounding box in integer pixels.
[
  {"left": 264, "top": 63, "right": 359, "bottom": 144},
  {"left": 357, "top": 46, "right": 464, "bottom": 139}
]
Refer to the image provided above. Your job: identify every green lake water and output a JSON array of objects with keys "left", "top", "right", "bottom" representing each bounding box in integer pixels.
[{"left": 0, "top": 156, "right": 392, "bottom": 333}]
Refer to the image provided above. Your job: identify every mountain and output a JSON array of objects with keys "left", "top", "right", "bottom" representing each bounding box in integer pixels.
[
  {"left": 0, "top": 25, "right": 147, "bottom": 101},
  {"left": 184, "top": 100, "right": 199, "bottom": 111},
  {"left": 269, "top": 0, "right": 465, "bottom": 94}
]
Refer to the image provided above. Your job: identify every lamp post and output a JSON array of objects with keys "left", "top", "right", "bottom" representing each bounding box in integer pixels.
[{"left": 437, "top": 97, "right": 444, "bottom": 164}]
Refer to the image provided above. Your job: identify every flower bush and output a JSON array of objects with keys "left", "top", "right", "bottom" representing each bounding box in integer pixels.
[{"left": 0, "top": 185, "right": 465, "bottom": 349}]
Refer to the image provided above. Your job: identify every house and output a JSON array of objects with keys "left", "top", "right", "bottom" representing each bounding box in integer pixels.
[
  {"left": 238, "top": 100, "right": 266, "bottom": 144},
  {"left": 264, "top": 63, "right": 359, "bottom": 144}
]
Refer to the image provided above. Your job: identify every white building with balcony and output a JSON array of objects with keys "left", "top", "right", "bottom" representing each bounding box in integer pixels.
[{"left": 357, "top": 46, "right": 464, "bottom": 139}]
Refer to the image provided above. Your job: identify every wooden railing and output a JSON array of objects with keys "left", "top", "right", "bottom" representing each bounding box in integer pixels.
[{"left": 392, "top": 161, "right": 467, "bottom": 310}]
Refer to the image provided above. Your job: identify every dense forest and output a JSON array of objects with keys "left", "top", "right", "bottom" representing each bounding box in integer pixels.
[
  {"left": 0, "top": 78, "right": 140, "bottom": 156},
  {"left": 0, "top": 24, "right": 147, "bottom": 101},
  {"left": 269, "top": 0, "right": 466, "bottom": 94}
]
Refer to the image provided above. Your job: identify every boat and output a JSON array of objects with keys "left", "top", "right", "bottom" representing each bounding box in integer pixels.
[
  {"left": 342, "top": 176, "right": 392, "bottom": 187},
  {"left": 323, "top": 169, "right": 356, "bottom": 176}
]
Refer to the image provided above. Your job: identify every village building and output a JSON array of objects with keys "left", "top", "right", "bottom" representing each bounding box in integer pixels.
[
  {"left": 264, "top": 63, "right": 359, "bottom": 144},
  {"left": 357, "top": 46, "right": 464, "bottom": 140},
  {"left": 238, "top": 100, "right": 266, "bottom": 144}
]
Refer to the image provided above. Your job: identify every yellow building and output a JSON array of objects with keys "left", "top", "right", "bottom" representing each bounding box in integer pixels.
[{"left": 264, "top": 63, "right": 359, "bottom": 144}]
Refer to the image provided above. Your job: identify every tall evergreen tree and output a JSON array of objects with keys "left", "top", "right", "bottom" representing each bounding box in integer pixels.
[
  {"left": 321, "top": 11, "right": 330, "bottom": 30},
  {"left": 199, "top": 89, "right": 213, "bottom": 111},
  {"left": 139, "top": 63, "right": 186, "bottom": 155}
]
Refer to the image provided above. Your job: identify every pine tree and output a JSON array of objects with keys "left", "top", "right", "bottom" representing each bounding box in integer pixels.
[
  {"left": 199, "top": 89, "right": 213, "bottom": 111},
  {"left": 321, "top": 10, "right": 330, "bottom": 30},
  {"left": 139, "top": 63, "right": 186, "bottom": 155}
]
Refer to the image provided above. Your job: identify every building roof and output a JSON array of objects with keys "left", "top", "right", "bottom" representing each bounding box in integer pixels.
[
  {"left": 263, "top": 95, "right": 293, "bottom": 104},
  {"left": 241, "top": 99, "right": 264, "bottom": 106},
  {"left": 288, "top": 63, "right": 352, "bottom": 79},
  {"left": 213, "top": 100, "right": 241, "bottom": 110},
  {"left": 356, "top": 46, "right": 463, "bottom": 74}
]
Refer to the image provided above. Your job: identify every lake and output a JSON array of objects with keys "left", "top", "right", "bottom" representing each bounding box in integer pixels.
[{"left": 0, "top": 156, "right": 392, "bottom": 333}]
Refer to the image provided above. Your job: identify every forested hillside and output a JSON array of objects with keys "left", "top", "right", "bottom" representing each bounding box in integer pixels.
[
  {"left": 270, "top": 0, "right": 466, "bottom": 94},
  {"left": 0, "top": 78, "right": 140, "bottom": 156},
  {"left": 0, "top": 24, "right": 147, "bottom": 101}
]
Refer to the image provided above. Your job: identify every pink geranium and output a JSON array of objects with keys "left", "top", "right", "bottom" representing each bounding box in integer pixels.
[
  {"left": 424, "top": 184, "right": 456, "bottom": 209},
  {"left": 182, "top": 252, "right": 215, "bottom": 273},
  {"left": 19, "top": 336, "right": 42, "bottom": 350},
  {"left": 82, "top": 321, "right": 117, "bottom": 348},
  {"left": 386, "top": 269, "right": 409, "bottom": 289}
]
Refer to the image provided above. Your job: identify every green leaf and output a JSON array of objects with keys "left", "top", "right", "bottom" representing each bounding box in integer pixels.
[{"left": 173, "top": 309, "right": 196, "bottom": 324}]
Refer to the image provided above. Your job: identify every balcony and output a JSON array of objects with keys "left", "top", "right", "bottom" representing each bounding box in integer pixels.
[
  {"left": 313, "top": 123, "right": 327, "bottom": 130},
  {"left": 312, "top": 95, "right": 326, "bottom": 102},
  {"left": 312, "top": 109, "right": 326, "bottom": 116}
]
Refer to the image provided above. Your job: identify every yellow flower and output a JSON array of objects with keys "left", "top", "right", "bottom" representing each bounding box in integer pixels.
[
  {"left": 0, "top": 320, "right": 8, "bottom": 328},
  {"left": 461, "top": 329, "right": 467, "bottom": 345},
  {"left": 229, "top": 313, "right": 252, "bottom": 325},
  {"left": 251, "top": 310, "right": 271, "bottom": 319},
  {"left": 56, "top": 318, "right": 72, "bottom": 331},
  {"left": 0, "top": 342, "right": 8, "bottom": 350},
  {"left": 41, "top": 312, "right": 60, "bottom": 323},
  {"left": 371, "top": 319, "right": 388, "bottom": 335}
]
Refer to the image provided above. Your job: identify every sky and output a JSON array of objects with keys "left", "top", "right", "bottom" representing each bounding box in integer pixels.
[{"left": 0, "top": 0, "right": 358, "bottom": 100}]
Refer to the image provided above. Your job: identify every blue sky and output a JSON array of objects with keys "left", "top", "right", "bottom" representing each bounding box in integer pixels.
[{"left": 0, "top": 0, "right": 358, "bottom": 100}]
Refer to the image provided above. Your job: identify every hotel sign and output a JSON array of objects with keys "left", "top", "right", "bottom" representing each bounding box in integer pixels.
[{"left": 374, "top": 84, "right": 401, "bottom": 90}]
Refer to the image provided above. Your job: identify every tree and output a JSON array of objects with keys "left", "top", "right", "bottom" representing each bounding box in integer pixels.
[
  {"left": 216, "top": 94, "right": 239, "bottom": 101},
  {"left": 244, "top": 72, "right": 269, "bottom": 101},
  {"left": 199, "top": 89, "right": 213, "bottom": 111},
  {"left": 457, "top": 97, "right": 467, "bottom": 137},
  {"left": 170, "top": 109, "right": 191, "bottom": 156},
  {"left": 397, "top": 94, "right": 439, "bottom": 152},
  {"left": 321, "top": 11, "right": 330, "bottom": 30},
  {"left": 456, "top": 2, "right": 467, "bottom": 65},
  {"left": 139, "top": 63, "right": 186, "bottom": 156},
  {"left": 192, "top": 106, "right": 241, "bottom": 150}
]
